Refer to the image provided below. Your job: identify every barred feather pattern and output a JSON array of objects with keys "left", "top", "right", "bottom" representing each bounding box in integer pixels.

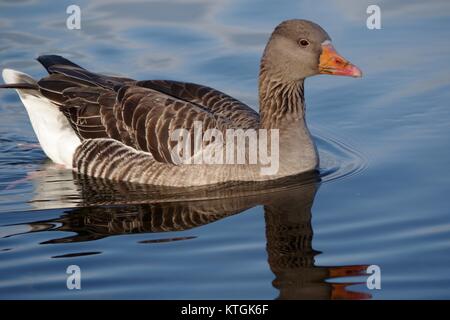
[
  {"left": 73, "top": 138, "right": 264, "bottom": 187},
  {"left": 258, "top": 67, "right": 305, "bottom": 128},
  {"left": 136, "top": 80, "right": 260, "bottom": 129}
]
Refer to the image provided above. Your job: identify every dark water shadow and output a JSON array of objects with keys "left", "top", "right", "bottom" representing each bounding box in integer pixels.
[{"left": 11, "top": 171, "right": 371, "bottom": 300}]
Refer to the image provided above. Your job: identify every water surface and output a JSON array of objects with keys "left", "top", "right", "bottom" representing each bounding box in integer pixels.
[{"left": 1, "top": 0, "right": 450, "bottom": 299}]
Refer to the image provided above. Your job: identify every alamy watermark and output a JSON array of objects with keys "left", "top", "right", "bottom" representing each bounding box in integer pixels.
[
  {"left": 169, "top": 121, "right": 280, "bottom": 175},
  {"left": 66, "top": 265, "right": 81, "bottom": 290},
  {"left": 367, "top": 5, "right": 381, "bottom": 29},
  {"left": 66, "top": 4, "right": 382, "bottom": 31},
  {"left": 366, "top": 264, "right": 381, "bottom": 290},
  {"left": 66, "top": 5, "right": 81, "bottom": 30}
]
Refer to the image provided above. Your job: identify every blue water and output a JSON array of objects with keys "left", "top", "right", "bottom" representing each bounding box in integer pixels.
[{"left": 1, "top": 0, "right": 450, "bottom": 299}]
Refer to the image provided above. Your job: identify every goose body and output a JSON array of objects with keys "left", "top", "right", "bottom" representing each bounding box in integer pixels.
[{"left": 1, "top": 20, "right": 361, "bottom": 187}]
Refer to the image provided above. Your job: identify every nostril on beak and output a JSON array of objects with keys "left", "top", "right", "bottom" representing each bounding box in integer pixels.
[{"left": 334, "top": 57, "right": 344, "bottom": 65}]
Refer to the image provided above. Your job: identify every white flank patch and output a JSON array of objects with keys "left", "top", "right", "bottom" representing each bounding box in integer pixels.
[{"left": 2, "top": 68, "right": 81, "bottom": 168}]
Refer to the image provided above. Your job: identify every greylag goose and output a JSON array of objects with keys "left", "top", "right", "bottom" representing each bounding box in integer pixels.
[{"left": 0, "top": 19, "right": 361, "bottom": 187}]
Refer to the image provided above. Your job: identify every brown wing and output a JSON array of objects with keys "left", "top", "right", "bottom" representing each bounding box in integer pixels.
[
  {"left": 109, "top": 84, "right": 238, "bottom": 163},
  {"left": 36, "top": 55, "right": 135, "bottom": 140},
  {"left": 36, "top": 55, "right": 260, "bottom": 163},
  {"left": 136, "top": 80, "right": 259, "bottom": 129}
]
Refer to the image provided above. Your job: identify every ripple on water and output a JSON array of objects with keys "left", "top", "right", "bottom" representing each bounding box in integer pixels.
[{"left": 315, "top": 128, "right": 368, "bottom": 184}]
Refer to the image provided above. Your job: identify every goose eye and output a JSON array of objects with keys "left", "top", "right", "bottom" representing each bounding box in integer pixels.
[{"left": 298, "top": 39, "right": 310, "bottom": 47}]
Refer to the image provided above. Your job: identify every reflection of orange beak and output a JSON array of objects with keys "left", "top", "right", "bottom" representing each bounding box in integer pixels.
[{"left": 319, "top": 42, "right": 362, "bottom": 77}]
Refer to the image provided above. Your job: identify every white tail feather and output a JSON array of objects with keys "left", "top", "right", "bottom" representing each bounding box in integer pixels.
[{"left": 2, "top": 68, "right": 80, "bottom": 167}]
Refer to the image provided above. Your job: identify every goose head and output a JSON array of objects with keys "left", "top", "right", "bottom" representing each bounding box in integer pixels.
[{"left": 261, "top": 19, "right": 362, "bottom": 81}]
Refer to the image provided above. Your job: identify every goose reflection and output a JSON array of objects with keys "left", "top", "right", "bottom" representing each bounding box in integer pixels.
[{"left": 23, "top": 169, "right": 371, "bottom": 300}]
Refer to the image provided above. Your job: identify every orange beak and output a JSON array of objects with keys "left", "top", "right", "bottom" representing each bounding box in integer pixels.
[{"left": 319, "top": 42, "right": 362, "bottom": 78}]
